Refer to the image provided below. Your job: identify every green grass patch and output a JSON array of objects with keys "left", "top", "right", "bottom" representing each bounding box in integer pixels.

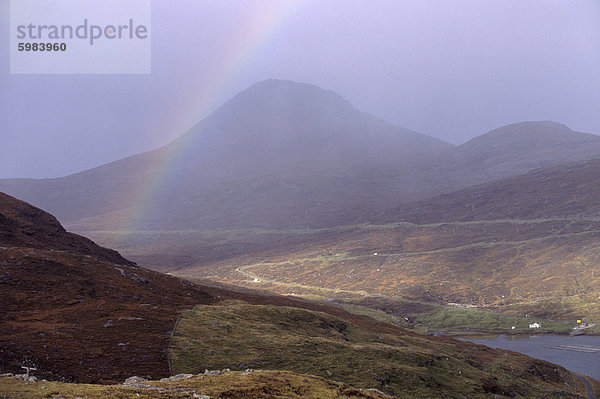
[
  {"left": 411, "top": 307, "right": 573, "bottom": 333},
  {"left": 168, "top": 300, "right": 582, "bottom": 398},
  {"left": 336, "top": 303, "right": 408, "bottom": 327}
]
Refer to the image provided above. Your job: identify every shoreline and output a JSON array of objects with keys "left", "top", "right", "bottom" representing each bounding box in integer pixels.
[{"left": 425, "top": 329, "right": 599, "bottom": 339}]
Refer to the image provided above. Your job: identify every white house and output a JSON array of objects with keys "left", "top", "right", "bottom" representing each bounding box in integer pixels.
[{"left": 529, "top": 322, "right": 541, "bottom": 329}]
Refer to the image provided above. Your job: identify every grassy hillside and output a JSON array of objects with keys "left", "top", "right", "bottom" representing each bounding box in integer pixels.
[{"left": 168, "top": 300, "right": 586, "bottom": 398}]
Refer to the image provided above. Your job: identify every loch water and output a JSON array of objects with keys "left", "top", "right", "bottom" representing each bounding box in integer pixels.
[{"left": 460, "top": 335, "right": 600, "bottom": 380}]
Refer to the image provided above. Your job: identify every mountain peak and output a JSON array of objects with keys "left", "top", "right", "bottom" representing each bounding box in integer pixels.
[
  {"left": 243, "top": 79, "right": 349, "bottom": 101},
  {"left": 171, "top": 79, "right": 450, "bottom": 179},
  {"left": 216, "top": 79, "right": 355, "bottom": 119},
  {"left": 483, "top": 120, "right": 571, "bottom": 137}
]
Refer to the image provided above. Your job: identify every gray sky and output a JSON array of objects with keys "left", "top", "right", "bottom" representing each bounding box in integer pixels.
[{"left": 1, "top": 0, "right": 599, "bottom": 178}]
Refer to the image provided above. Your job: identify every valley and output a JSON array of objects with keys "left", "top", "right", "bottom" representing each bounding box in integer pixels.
[
  {"left": 71, "top": 156, "right": 600, "bottom": 334},
  {"left": 84, "top": 216, "right": 600, "bottom": 332}
]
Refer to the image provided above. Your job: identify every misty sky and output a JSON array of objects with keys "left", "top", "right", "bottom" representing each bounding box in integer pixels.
[{"left": 1, "top": 0, "right": 599, "bottom": 178}]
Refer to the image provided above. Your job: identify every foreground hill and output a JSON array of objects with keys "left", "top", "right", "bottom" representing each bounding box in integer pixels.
[
  {"left": 169, "top": 300, "right": 593, "bottom": 398},
  {"left": 0, "top": 371, "right": 394, "bottom": 399},
  {"left": 0, "top": 192, "right": 218, "bottom": 383},
  {"left": 0, "top": 193, "right": 131, "bottom": 265}
]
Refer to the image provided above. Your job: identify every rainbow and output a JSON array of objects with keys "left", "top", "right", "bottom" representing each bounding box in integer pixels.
[{"left": 111, "top": 1, "right": 305, "bottom": 240}]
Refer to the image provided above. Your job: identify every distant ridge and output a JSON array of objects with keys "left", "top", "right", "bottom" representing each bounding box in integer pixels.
[
  {"left": 447, "top": 121, "right": 600, "bottom": 176},
  {"left": 378, "top": 157, "right": 600, "bottom": 224}
]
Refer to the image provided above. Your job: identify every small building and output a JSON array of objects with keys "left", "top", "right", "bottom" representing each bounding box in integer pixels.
[{"left": 529, "top": 322, "right": 541, "bottom": 329}]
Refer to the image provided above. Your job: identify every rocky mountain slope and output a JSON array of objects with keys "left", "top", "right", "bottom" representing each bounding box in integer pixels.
[
  {"left": 0, "top": 193, "right": 217, "bottom": 383},
  {"left": 0, "top": 370, "right": 395, "bottom": 399},
  {"left": 0, "top": 193, "right": 131, "bottom": 265}
]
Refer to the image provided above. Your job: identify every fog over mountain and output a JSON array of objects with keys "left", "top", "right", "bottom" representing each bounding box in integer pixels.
[{"left": 1, "top": 80, "right": 600, "bottom": 232}]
